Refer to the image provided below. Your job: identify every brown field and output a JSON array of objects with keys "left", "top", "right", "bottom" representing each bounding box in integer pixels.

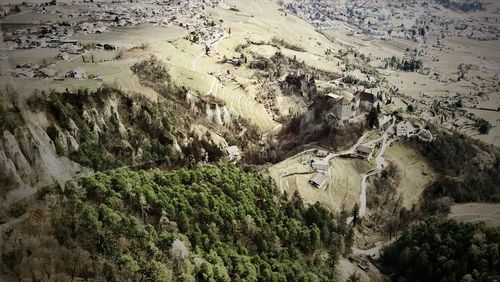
[
  {"left": 268, "top": 151, "right": 371, "bottom": 213},
  {"left": 448, "top": 203, "right": 500, "bottom": 227},
  {"left": 384, "top": 142, "right": 436, "bottom": 209}
]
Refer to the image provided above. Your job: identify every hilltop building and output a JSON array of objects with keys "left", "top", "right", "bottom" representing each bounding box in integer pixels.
[{"left": 334, "top": 97, "right": 355, "bottom": 120}]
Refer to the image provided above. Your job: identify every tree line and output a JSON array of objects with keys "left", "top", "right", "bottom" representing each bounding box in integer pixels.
[{"left": 408, "top": 128, "right": 500, "bottom": 214}]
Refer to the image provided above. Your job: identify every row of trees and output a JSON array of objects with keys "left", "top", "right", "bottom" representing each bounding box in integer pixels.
[
  {"left": 385, "top": 56, "right": 423, "bottom": 72},
  {"left": 435, "top": 0, "right": 484, "bottom": 12}
]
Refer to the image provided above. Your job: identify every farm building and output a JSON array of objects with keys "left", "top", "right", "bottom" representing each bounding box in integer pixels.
[
  {"left": 311, "top": 158, "right": 329, "bottom": 172},
  {"left": 356, "top": 145, "right": 373, "bottom": 160},
  {"left": 309, "top": 172, "right": 327, "bottom": 189}
]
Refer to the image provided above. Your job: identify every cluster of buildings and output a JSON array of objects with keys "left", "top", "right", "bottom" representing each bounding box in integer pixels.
[
  {"left": 10, "top": 63, "right": 88, "bottom": 80},
  {"left": 1, "top": 0, "right": 227, "bottom": 52},
  {"left": 281, "top": 0, "right": 498, "bottom": 42},
  {"left": 11, "top": 64, "right": 56, "bottom": 78},
  {"left": 281, "top": 0, "right": 406, "bottom": 39},
  {"left": 308, "top": 149, "right": 330, "bottom": 189},
  {"left": 80, "top": 0, "right": 226, "bottom": 45},
  {"left": 1, "top": 21, "right": 83, "bottom": 52},
  {"left": 400, "top": 89, "right": 497, "bottom": 136},
  {"left": 0, "top": 5, "right": 17, "bottom": 17},
  {"left": 329, "top": 90, "right": 380, "bottom": 123},
  {"left": 306, "top": 115, "right": 427, "bottom": 190}
]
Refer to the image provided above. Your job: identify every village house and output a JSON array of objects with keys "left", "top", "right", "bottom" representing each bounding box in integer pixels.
[
  {"left": 311, "top": 158, "right": 329, "bottom": 172},
  {"left": 60, "top": 43, "right": 83, "bottom": 54},
  {"left": 354, "top": 90, "right": 379, "bottom": 110},
  {"left": 349, "top": 113, "right": 366, "bottom": 125},
  {"left": 309, "top": 172, "right": 327, "bottom": 189},
  {"left": 356, "top": 145, "right": 373, "bottom": 160},
  {"left": 80, "top": 22, "right": 107, "bottom": 34},
  {"left": 378, "top": 114, "right": 392, "bottom": 130},
  {"left": 417, "top": 129, "right": 434, "bottom": 142},
  {"left": 11, "top": 66, "right": 36, "bottom": 78},
  {"left": 0, "top": 41, "right": 16, "bottom": 51},
  {"left": 396, "top": 121, "right": 416, "bottom": 138},
  {"left": 38, "top": 67, "right": 56, "bottom": 78}
]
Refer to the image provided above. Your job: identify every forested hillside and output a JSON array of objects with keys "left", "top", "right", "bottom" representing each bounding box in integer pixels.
[
  {"left": 1, "top": 165, "right": 351, "bottom": 281},
  {"left": 408, "top": 130, "right": 500, "bottom": 213},
  {"left": 381, "top": 218, "right": 500, "bottom": 281}
]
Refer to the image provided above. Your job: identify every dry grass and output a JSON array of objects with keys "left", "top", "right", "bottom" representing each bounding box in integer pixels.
[
  {"left": 448, "top": 203, "right": 500, "bottom": 227},
  {"left": 384, "top": 142, "right": 436, "bottom": 209},
  {"left": 268, "top": 151, "right": 371, "bottom": 213}
]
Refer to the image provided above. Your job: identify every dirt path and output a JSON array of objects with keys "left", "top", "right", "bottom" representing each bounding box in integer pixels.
[
  {"left": 346, "top": 117, "right": 396, "bottom": 222},
  {"left": 358, "top": 170, "right": 380, "bottom": 217},
  {"left": 325, "top": 130, "right": 371, "bottom": 161},
  {"left": 449, "top": 203, "right": 500, "bottom": 227},
  {"left": 352, "top": 238, "right": 396, "bottom": 260}
]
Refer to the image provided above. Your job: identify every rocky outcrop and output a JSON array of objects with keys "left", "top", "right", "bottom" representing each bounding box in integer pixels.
[{"left": 0, "top": 108, "right": 88, "bottom": 207}]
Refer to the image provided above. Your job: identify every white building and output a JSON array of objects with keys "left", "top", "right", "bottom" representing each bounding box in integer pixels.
[
  {"left": 378, "top": 114, "right": 392, "bottom": 130},
  {"left": 316, "top": 149, "right": 328, "bottom": 158},
  {"left": 311, "top": 159, "right": 329, "bottom": 172},
  {"left": 226, "top": 145, "right": 241, "bottom": 160}
]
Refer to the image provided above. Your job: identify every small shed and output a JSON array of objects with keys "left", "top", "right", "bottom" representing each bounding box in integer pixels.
[
  {"left": 309, "top": 172, "right": 327, "bottom": 189},
  {"left": 316, "top": 149, "right": 328, "bottom": 158}
]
